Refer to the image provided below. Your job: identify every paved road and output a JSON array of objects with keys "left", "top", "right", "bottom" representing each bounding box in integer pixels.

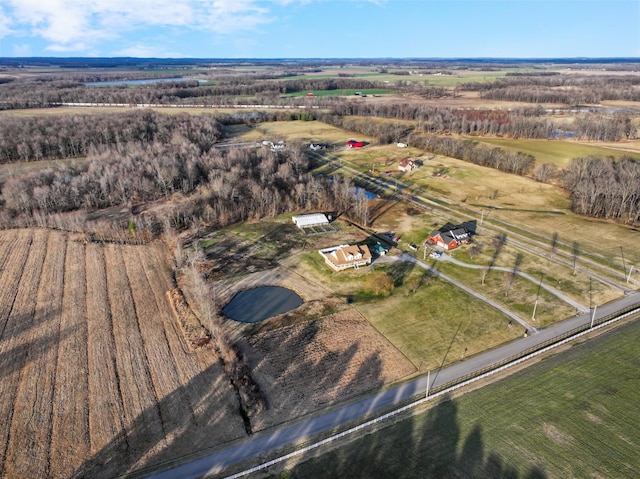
[{"left": 147, "top": 292, "right": 639, "bottom": 479}]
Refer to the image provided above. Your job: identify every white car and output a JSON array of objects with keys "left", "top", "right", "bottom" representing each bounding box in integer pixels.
[{"left": 429, "top": 251, "right": 442, "bottom": 259}]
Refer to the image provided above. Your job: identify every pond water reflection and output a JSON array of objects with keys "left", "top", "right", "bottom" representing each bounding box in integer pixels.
[{"left": 222, "top": 286, "right": 303, "bottom": 323}]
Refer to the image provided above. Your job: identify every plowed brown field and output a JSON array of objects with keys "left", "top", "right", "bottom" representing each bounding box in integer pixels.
[
  {"left": 0, "top": 229, "right": 244, "bottom": 479},
  {"left": 0, "top": 228, "right": 420, "bottom": 478}
]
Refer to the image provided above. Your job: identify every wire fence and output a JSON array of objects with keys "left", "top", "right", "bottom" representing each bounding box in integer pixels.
[{"left": 224, "top": 302, "right": 640, "bottom": 479}]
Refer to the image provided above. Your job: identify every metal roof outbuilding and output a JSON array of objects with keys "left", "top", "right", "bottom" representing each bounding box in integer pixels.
[{"left": 292, "top": 213, "right": 329, "bottom": 229}]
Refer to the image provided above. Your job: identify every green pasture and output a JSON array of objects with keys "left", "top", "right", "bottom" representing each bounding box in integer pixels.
[
  {"left": 275, "top": 68, "right": 529, "bottom": 87},
  {"left": 283, "top": 318, "right": 640, "bottom": 479},
  {"left": 472, "top": 137, "right": 640, "bottom": 167}
]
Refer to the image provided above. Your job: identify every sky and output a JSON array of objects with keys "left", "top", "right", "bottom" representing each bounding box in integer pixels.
[{"left": 0, "top": 0, "right": 638, "bottom": 59}]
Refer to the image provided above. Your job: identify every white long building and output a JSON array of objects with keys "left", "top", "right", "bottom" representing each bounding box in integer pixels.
[{"left": 292, "top": 213, "right": 329, "bottom": 229}]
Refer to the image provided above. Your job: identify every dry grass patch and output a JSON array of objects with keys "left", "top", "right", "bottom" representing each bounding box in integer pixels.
[
  {"left": 236, "top": 309, "right": 416, "bottom": 432},
  {"left": 240, "top": 120, "right": 369, "bottom": 146}
]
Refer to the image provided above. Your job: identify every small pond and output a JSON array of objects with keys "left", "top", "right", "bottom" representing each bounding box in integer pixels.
[{"left": 222, "top": 286, "right": 303, "bottom": 323}]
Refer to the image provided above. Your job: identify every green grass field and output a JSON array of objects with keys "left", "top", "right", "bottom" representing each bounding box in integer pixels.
[
  {"left": 471, "top": 137, "right": 640, "bottom": 167},
  {"left": 355, "top": 267, "right": 521, "bottom": 371},
  {"left": 281, "top": 318, "right": 640, "bottom": 479}
]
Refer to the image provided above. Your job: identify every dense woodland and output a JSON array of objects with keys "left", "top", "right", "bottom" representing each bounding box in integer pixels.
[
  {"left": 563, "top": 157, "right": 640, "bottom": 223},
  {"left": 323, "top": 103, "right": 635, "bottom": 141},
  {"left": 0, "top": 111, "right": 224, "bottom": 162},
  {"left": 0, "top": 115, "right": 370, "bottom": 232},
  {"left": 0, "top": 77, "right": 383, "bottom": 109}
]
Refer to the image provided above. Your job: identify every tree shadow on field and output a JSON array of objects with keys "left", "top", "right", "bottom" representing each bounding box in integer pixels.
[
  {"left": 0, "top": 306, "right": 67, "bottom": 381},
  {"left": 72, "top": 361, "right": 246, "bottom": 479},
  {"left": 237, "top": 317, "right": 387, "bottom": 429},
  {"left": 284, "top": 394, "right": 548, "bottom": 479},
  {"left": 73, "top": 314, "right": 389, "bottom": 478},
  {"left": 386, "top": 260, "right": 416, "bottom": 288}
]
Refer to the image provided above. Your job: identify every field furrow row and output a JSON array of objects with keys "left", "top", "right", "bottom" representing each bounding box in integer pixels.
[
  {"left": 104, "top": 245, "right": 165, "bottom": 460},
  {"left": 85, "top": 244, "right": 128, "bottom": 458},
  {"left": 50, "top": 238, "right": 90, "bottom": 479},
  {"left": 124, "top": 245, "right": 194, "bottom": 443},
  {"left": 0, "top": 230, "right": 32, "bottom": 341},
  {"left": 0, "top": 229, "right": 21, "bottom": 273},
  {"left": 140, "top": 246, "right": 204, "bottom": 416},
  {"left": 138, "top": 245, "right": 245, "bottom": 460},
  {"left": 3, "top": 230, "right": 56, "bottom": 478},
  {"left": 0, "top": 230, "right": 36, "bottom": 477}
]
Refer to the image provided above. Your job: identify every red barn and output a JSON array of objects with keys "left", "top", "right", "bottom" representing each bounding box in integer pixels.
[
  {"left": 346, "top": 140, "right": 364, "bottom": 148},
  {"left": 428, "top": 227, "right": 470, "bottom": 251}
]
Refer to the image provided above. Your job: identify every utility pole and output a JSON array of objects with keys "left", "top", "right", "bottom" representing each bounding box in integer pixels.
[
  {"left": 426, "top": 370, "right": 430, "bottom": 399},
  {"left": 627, "top": 265, "right": 635, "bottom": 283},
  {"left": 590, "top": 277, "right": 596, "bottom": 328},
  {"left": 620, "top": 247, "right": 628, "bottom": 282},
  {"left": 532, "top": 275, "right": 543, "bottom": 322}
]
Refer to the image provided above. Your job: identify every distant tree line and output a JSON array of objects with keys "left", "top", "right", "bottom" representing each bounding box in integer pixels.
[
  {"left": 563, "top": 156, "right": 640, "bottom": 223},
  {"left": 321, "top": 102, "right": 636, "bottom": 141},
  {"left": 0, "top": 110, "right": 224, "bottom": 163},
  {"left": 461, "top": 74, "right": 640, "bottom": 104},
  {"left": 407, "top": 133, "right": 536, "bottom": 176},
  {"left": 0, "top": 76, "right": 386, "bottom": 109}
]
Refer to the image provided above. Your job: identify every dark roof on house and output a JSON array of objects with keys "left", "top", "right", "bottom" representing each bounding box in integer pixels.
[{"left": 430, "top": 227, "right": 470, "bottom": 245}]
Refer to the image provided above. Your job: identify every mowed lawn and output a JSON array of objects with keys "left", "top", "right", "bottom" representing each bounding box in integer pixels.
[
  {"left": 283, "top": 318, "right": 640, "bottom": 479},
  {"left": 355, "top": 269, "right": 521, "bottom": 372}
]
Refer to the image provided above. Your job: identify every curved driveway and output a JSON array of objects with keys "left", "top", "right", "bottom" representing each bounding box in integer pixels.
[
  {"left": 435, "top": 252, "right": 589, "bottom": 313},
  {"left": 399, "top": 253, "right": 538, "bottom": 333}
]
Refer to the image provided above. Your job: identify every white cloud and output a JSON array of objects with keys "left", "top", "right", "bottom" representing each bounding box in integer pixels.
[
  {"left": 0, "top": 6, "right": 14, "bottom": 38},
  {"left": 1, "top": 0, "right": 279, "bottom": 54},
  {"left": 115, "top": 43, "right": 186, "bottom": 58}
]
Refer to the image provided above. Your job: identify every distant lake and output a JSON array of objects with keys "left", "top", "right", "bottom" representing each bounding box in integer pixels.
[
  {"left": 222, "top": 286, "right": 303, "bottom": 323},
  {"left": 85, "top": 77, "right": 202, "bottom": 86}
]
